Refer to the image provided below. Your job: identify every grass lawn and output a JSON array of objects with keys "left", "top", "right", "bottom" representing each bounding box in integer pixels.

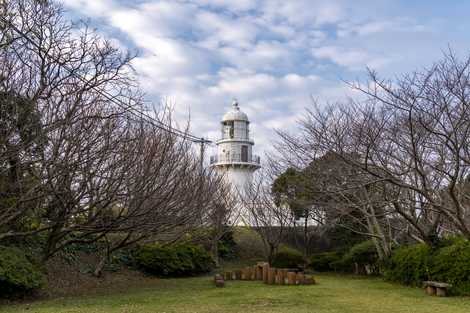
[{"left": 2, "top": 273, "right": 470, "bottom": 313}]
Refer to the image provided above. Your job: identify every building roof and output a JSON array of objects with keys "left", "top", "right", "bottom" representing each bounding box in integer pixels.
[{"left": 222, "top": 99, "right": 249, "bottom": 122}]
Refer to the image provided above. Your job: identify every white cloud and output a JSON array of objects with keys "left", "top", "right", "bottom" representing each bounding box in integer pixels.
[
  {"left": 261, "top": 0, "right": 345, "bottom": 27},
  {"left": 63, "top": 0, "right": 462, "bottom": 156},
  {"left": 312, "top": 46, "right": 391, "bottom": 70},
  {"left": 62, "top": 0, "right": 116, "bottom": 16}
]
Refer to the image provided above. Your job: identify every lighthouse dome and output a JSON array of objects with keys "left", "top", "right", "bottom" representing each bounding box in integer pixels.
[{"left": 222, "top": 99, "right": 249, "bottom": 122}]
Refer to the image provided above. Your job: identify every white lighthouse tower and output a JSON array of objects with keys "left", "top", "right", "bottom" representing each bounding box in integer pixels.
[{"left": 210, "top": 99, "right": 261, "bottom": 193}]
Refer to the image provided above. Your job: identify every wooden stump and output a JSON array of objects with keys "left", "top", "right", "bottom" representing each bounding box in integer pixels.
[
  {"left": 303, "top": 275, "right": 316, "bottom": 285},
  {"left": 296, "top": 272, "right": 305, "bottom": 285},
  {"left": 278, "top": 269, "right": 288, "bottom": 284},
  {"left": 241, "top": 268, "right": 247, "bottom": 280},
  {"left": 425, "top": 286, "right": 436, "bottom": 296},
  {"left": 267, "top": 268, "right": 277, "bottom": 285},
  {"left": 214, "top": 274, "right": 223, "bottom": 282},
  {"left": 262, "top": 264, "right": 270, "bottom": 283},
  {"left": 276, "top": 270, "right": 285, "bottom": 285},
  {"left": 255, "top": 265, "right": 263, "bottom": 280},
  {"left": 287, "top": 272, "right": 296, "bottom": 285},
  {"left": 251, "top": 266, "right": 257, "bottom": 280},
  {"left": 242, "top": 267, "right": 252, "bottom": 280},
  {"left": 247, "top": 267, "right": 253, "bottom": 280},
  {"left": 436, "top": 287, "right": 447, "bottom": 297},
  {"left": 215, "top": 279, "right": 225, "bottom": 288},
  {"left": 224, "top": 272, "right": 232, "bottom": 280}
]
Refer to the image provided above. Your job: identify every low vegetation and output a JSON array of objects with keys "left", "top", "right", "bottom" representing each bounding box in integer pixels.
[
  {"left": 132, "top": 243, "right": 214, "bottom": 277},
  {"left": 384, "top": 238, "right": 470, "bottom": 294},
  {"left": 271, "top": 245, "right": 304, "bottom": 269},
  {"left": 0, "top": 246, "right": 44, "bottom": 297},
  {"left": 3, "top": 274, "right": 470, "bottom": 313}
]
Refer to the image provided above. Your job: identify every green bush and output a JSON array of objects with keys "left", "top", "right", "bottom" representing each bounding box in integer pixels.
[
  {"left": 339, "top": 240, "right": 379, "bottom": 274},
  {"left": 218, "top": 229, "right": 237, "bottom": 259},
  {"left": 384, "top": 243, "right": 432, "bottom": 286},
  {"left": 233, "top": 227, "right": 265, "bottom": 259},
  {"left": 347, "top": 240, "right": 378, "bottom": 265},
  {"left": 313, "top": 241, "right": 379, "bottom": 274},
  {"left": 271, "top": 245, "right": 303, "bottom": 269},
  {"left": 133, "top": 243, "right": 214, "bottom": 277},
  {"left": 0, "top": 246, "right": 44, "bottom": 297},
  {"left": 429, "top": 238, "right": 470, "bottom": 294},
  {"left": 384, "top": 239, "right": 470, "bottom": 294},
  {"left": 308, "top": 252, "right": 342, "bottom": 272},
  {"left": 330, "top": 256, "right": 352, "bottom": 272}
]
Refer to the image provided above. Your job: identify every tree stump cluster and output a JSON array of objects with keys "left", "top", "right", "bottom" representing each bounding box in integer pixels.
[{"left": 214, "top": 262, "right": 315, "bottom": 287}]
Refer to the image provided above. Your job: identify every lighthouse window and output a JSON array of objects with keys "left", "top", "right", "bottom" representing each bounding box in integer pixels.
[
  {"left": 228, "top": 121, "right": 234, "bottom": 138},
  {"left": 222, "top": 121, "right": 234, "bottom": 139},
  {"left": 241, "top": 145, "right": 248, "bottom": 162}
]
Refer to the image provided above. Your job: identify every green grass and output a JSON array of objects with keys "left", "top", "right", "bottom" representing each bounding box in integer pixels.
[{"left": 2, "top": 274, "right": 470, "bottom": 313}]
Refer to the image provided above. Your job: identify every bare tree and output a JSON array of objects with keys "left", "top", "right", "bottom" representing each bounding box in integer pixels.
[
  {"left": 243, "top": 171, "right": 293, "bottom": 264},
  {"left": 0, "top": 1, "right": 226, "bottom": 275},
  {"left": 200, "top": 176, "right": 241, "bottom": 267},
  {"left": 91, "top": 114, "right": 223, "bottom": 276},
  {"left": 1, "top": 0, "right": 137, "bottom": 242},
  {"left": 275, "top": 52, "right": 470, "bottom": 248}
]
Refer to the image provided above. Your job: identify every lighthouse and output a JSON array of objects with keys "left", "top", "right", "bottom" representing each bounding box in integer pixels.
[{"left": 210, "top": 99, "right": 261, "bottom": 193}]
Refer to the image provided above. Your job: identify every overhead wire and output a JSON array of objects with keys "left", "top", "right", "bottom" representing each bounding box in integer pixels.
[{"left": 0, "top": 15, "right": 213, "bottom": 145}]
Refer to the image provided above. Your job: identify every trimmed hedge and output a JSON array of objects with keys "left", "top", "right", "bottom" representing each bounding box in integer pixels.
[
  {"left": 347, "top": 240, "right": 378, "bottom": 265},
  {"left": 0, "top": 246, "right": 44, "bottom": 297},
  {"left": 310, "top": 241, "right": 378, "bottom": 274},
  {"left": 429, "top": 238, "right": 470, "bottom": 294},
  {"left": 384, "top": 239, "right": 470, "bottom": 294},
  {"left": 233, "top": 227, "right": 265, "bottom": 259},
  {"left": 384, "top": 243, "right": 432, "bottom": 286},
  {"left": 339, "top": 240, "right": 379, "bottom": 274},
  {"left": 271, "top": 246, "right": 303, "bottom": 269},
  {"left": 218, "top": 229, "right": 237, "bottom": 259},
  {"left": 133, "top": 243, "right": 214, "bottom": 277},
  {"left": 309, "top": 252, "right": 342, "bottom": 272}
]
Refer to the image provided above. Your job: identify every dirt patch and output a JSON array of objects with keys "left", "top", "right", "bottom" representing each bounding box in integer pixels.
[
  {"left": 0, "top": 252, "right": 161, "bottom": 306},
  {"left": 41, "top": 253, "right": 158, "bottom": 299}
]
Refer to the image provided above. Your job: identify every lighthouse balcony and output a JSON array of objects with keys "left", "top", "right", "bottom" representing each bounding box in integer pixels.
[
  {"left": 216, "top": 138, "right": 254, "bottom": 145},
  {"left": 210, "top": 154, "right": 261, "bottom": 167}
]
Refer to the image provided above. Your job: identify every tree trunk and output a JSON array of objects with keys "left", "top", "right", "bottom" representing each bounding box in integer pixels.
[
  {"left": 211, "top": 239, "right": 220, "bottom": 267},
  {"left": 268, "top": 244, "right": 277, "bottom": 265},
  {"left": 94, "top": 256, "right": 107, "bottom": 277},
  {"left": 303, "top": 214, "right": 309, "bottom": 268}
]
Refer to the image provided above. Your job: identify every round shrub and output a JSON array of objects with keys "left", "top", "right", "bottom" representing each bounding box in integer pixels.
[
  {"left": 218, "top": 229, "right": 238, "bottom": 259},
  {"left": 177, "top": 244, "right": 214, "bottom": 273},
  {"left": 271, "top": 246, "right": 303, "bottom": 269},
  {"left": 308, "top": 252, "right": 342, "bottom": 272},
  {"left": 233, "top": 227, "right": 265, "bottom": 259},
  {"left": 133, "top": 243, "right": 214, "bottom": 277},
  {"left": 339, "top": 240, "right": 379, "bottom": 274},
  {"left": 0, "top": 246, "right": 44, "bottom": 297},
  {"left": 347, "top": 240, "right": 378, "bottom": 265},
  {"left": 384, "top": 243, "right": 432, "bottom": 286},
  {"left": 330, "top": 256, "right": 353, "bottom": 272},
  {"left": 430, "top": 238, "right": 470, "bottom": 294}
]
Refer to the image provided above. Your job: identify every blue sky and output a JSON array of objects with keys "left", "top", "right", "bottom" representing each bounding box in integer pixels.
[{"left": 62, "top": 0, "right": 470, "bottom": 155}]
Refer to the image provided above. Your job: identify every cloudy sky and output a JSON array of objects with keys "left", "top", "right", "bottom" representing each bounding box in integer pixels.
[{"left": 63, "top": 0, "right": 470, "bottom": 156}]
